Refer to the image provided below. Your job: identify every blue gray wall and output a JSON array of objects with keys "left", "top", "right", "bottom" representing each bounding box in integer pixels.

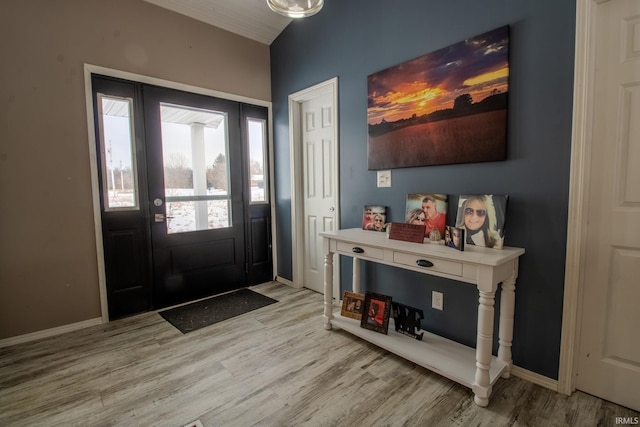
[{"left": 271, "top": 0, "right": 576, "bottom": 380}]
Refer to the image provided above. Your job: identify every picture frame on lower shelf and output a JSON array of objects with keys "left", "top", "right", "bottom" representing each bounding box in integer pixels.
[
  {"left": 360, "top": 292, "right": 392, "bottom": 334},
  {"left": 341, "top": 291, "right": 365, "bottom": 320}
]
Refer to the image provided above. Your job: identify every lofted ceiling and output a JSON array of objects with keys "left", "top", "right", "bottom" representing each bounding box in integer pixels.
[{"left": 143, "top": 0, "right": 293, "bottom": 45}]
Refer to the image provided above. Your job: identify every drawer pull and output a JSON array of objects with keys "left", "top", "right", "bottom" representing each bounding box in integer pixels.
[
  {"left": 352, "top": 247, "right": 365, "bottom": 254},
  {"left": 416, "top": 259, "right": 433, "bottom": 268}
]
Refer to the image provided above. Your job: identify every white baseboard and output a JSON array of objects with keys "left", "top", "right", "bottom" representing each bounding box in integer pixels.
[
  {"left": 511, "top": 364, "right": 559, "bottom": 392},
  {"left": 0, "top": 318, "right": 103, "bottom": 348}
]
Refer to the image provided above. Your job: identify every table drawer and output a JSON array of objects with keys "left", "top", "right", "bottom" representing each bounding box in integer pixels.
[
  {"left": 336, "top": 241, "right": 384, "bottom": 260},
  {"left": 393, "top": 251, "right": 463, "bottom": 276}
]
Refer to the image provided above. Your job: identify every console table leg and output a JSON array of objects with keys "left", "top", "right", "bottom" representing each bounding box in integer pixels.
[
  {"left": 352, "top": 257, "right": 361, "bottom": 293},
  {"left": 498, "top": 276, "right": 516, "bottom": 377},
  {"left": 473, "top": 289, "right": 495, "bottom": 407},
  {"left": 323, "top": 251, "right": 334, "bottom": 330}
]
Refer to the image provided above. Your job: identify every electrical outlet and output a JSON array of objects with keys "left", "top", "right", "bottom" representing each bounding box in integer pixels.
[
  {"left": 377, "top": 170, "right": 391, "bottom": 187},
  {"left": 432, "top": 291, "right": 443, "bottom": 310}
]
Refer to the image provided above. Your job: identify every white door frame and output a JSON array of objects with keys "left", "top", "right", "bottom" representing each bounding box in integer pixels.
[
  {"left": 558, "top": 0, "right": 601, "bottom": 395},
  {"left": 288, "top": 77, "right": 340, "bottom": 292}
]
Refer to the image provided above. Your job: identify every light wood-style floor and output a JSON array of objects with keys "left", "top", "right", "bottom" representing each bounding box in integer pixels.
[{"left": 0, "top": 282, "right": 638, "bottom": 427}]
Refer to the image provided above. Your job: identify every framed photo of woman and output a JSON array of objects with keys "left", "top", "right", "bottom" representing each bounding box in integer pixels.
[
  {"left": 445, "top": 225, "right": 465, "bottom": 251},
  {"left": 455, "top": 195, "right": 508, "bottom": 249}
]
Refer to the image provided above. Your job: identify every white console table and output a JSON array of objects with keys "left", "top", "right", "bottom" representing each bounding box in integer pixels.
[{"left": 320, "top": 228, "right": 525, "bottom": 407}]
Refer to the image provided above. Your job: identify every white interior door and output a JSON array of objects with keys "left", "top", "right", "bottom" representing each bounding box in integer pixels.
[
  {"left": 301, "top": 91, "right": 337, "bottom": 293},
  {"left": 576, "top": 0, "right": 640, "bottom": 411}
]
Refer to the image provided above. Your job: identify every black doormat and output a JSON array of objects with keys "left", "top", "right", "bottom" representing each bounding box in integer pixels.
[{"left": 159, "top": 288, "right": 278, "bottom": 334}]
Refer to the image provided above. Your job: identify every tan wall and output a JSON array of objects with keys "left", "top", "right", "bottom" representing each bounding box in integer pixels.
[{"left": 0, "top": 0, "right": 271, "bottom": 339}]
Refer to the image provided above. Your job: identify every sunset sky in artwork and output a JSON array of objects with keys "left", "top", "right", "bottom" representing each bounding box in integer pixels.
[{"left": 368, "top": 26, "right": 510, "bottom": 126}]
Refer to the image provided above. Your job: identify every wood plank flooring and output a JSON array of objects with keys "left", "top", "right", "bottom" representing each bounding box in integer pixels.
[{"left": 0, "top": 282, "right": 637, "bottom": 427}]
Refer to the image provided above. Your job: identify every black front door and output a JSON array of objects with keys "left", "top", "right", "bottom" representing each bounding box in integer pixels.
[
  {"left": 241, "top": 104, "right": 273, "bottom": 285},
  {"left": 143, "top": 85, "right": 246, "bottom": 307},
  {"left": 92, "top": 75, "right": 272, "bottom": 317},
  {"left": 92, "top": 76, "right": 151, "bottom": 319}
]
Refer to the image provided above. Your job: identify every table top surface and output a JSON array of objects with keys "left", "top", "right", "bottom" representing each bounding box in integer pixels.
[{"left": 321, "top": 228, "right": 525, "bottom": 267}]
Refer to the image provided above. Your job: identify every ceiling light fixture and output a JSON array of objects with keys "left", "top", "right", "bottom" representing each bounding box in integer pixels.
[{"left": 266, "top": 0, "right": 324, "bottom": 19}]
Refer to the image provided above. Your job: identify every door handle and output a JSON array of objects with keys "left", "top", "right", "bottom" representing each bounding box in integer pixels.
[
  {"left": 329, "top": 206, "right": 335, "bottom": 212},
  {"left": 154, "top": 213, "right": 174, "bottom": 222}
]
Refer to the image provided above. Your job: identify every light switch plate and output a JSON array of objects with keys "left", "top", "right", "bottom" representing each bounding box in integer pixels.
[{"left": 377, "top": 170, "right": 391, "bottom": 187}]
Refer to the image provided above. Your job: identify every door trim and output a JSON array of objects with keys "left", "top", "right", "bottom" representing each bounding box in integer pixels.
[
  {"left": 558, "top": 0, "right": 600, "bottom": 395},
  {"left": 83, "top": 63, "right": 273, "bottom": 321},
  {"left": 288, "top": 77, "right": 340, "bottom": 292}
]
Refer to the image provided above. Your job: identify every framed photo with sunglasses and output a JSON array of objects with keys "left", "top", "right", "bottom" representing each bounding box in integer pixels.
[
  {"left": 455, "top": 195, "right": 508, "bottom": 249},
  {"left": 405, "top": 193, "right": 448, "bottom": 237},
  {"left": 362, "top": 205, "right": 387, "bottom": 232}
]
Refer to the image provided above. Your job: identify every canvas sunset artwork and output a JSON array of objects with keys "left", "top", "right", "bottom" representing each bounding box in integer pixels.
[{"left": 367, "top": 26, "right": 510, "bottom": 169}]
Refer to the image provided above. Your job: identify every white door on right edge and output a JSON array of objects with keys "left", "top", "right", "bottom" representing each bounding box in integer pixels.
[{"left": 576, "top": 0, "right": 640, "bottom": 411}]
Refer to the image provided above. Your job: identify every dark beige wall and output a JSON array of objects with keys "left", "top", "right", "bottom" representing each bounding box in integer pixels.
[{"left": 0, "top": 0, "right": 271, "bottom": 339}]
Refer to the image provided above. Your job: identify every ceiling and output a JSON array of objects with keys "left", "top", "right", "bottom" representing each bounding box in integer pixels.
[{"left": 143, "top": 0, "right": 293, "bottom": 45}]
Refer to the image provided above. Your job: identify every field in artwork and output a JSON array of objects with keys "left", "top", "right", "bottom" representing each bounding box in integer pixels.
[{"left": 367, "top": 110, "right": 507, "bottom": 169}]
